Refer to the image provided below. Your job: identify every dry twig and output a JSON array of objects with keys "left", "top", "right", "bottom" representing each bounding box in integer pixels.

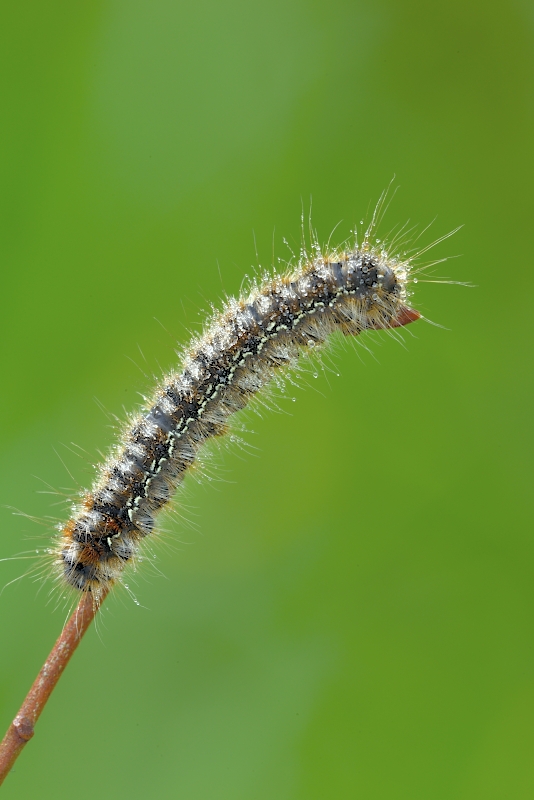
[{"left": 0, "top": 590, "right": 107, "bottom": 786}]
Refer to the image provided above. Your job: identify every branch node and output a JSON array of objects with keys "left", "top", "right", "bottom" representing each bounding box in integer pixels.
[{"left": 13, "top": 716, "right": 34, "bottom": 742}]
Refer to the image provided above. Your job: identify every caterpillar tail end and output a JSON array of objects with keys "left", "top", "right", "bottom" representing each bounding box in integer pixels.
[
  {"left": 388, "top": 307, "right": 421, "bottom": 328},
  {"left": 341, "top": 307, "right": 421, "bottom": 336}
]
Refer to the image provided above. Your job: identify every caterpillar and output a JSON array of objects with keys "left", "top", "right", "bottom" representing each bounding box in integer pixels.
[{"left": 51, "top": 204, "right": 445, "bottom": 603}]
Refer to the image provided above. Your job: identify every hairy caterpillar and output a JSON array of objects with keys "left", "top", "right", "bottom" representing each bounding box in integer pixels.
[{"left": 44, "top": 202, "right": 450, "bottom": 603}]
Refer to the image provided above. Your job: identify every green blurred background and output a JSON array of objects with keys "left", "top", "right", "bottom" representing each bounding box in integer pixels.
[{"left": 0, "top": 1, "right": 532, "bottom": 797}]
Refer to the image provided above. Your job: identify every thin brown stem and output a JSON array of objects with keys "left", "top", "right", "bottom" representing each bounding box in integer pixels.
[{"left": 0, "top": 589, "right": 108, "bottom": 786}]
